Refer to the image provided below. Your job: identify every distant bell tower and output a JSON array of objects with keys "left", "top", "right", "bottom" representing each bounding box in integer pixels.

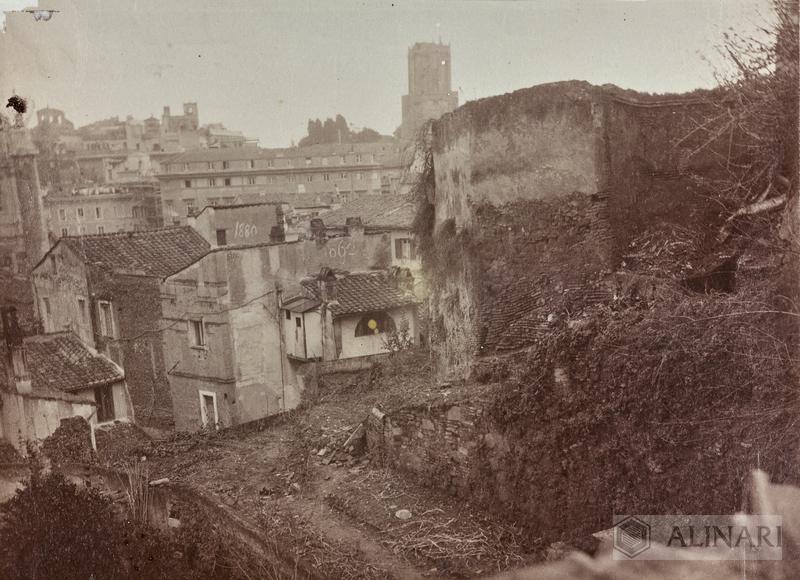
[{"left": 400, "top": 42, "right": 458, "bottom": 141}]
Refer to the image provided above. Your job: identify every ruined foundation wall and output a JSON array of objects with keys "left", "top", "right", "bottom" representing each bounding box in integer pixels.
[{"left": 427, "top": 82, "right": 722, "bottom": 379}]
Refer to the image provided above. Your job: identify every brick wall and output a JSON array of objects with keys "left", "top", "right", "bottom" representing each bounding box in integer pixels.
[{"left": 89, "top": 270, "right": 176, "bottom": 432}]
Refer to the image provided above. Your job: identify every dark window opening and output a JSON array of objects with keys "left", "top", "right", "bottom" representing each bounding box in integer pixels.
[
  {"left": 354, "top": 312, "right": 396, "bottom": 337},
  {"left": 285, "top": 310, "right": 291, "bottom": 320},
  {"left": 295, "top": 317, "right": 302, "bottom": 328},
  {"left": 216, "top": 229, "right": 227, "bottom": 246},
  {"left": 95, "top": 385, "right": 116, "bottom": 422},
  {"left": 191, "top": 319, "right": 206, "bottom": 347}
]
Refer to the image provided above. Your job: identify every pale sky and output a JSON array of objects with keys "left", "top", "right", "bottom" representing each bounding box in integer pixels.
[{"left": 0, "top": 0, "right": 774, "bottom": 147}]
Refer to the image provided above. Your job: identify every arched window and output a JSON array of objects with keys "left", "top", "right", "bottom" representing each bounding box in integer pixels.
[{"left": 354, "top": 312, "right": 396, "bottom": 337}]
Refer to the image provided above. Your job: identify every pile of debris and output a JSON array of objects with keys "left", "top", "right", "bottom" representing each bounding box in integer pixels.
[
  {"left": 621, "top": 224, "right": 706, "bottom": 278},
  {"left": 41, "top": 417, "right": 95, "bottom": 465}
]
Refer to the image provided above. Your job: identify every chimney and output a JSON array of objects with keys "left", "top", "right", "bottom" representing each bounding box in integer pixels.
[
  {"left": 317, "top": 267, "right": 337, "bottom": 302},
  {"left": 310, "top": 218, "right": 326, "bottom": 242},
  {"left": 389, "top": 267, "right": 414, "bottom": 294},
  {"left": 345, "top": 216, "right": 364, "bottom": 237}
]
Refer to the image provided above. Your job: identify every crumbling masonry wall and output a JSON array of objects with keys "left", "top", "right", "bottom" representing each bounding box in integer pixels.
[{"left": 427, "top": 81, "right": 723, "bottom": 379}]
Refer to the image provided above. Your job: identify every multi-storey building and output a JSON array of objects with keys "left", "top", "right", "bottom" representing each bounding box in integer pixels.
[
  {"left": 400, "top": 42, "right": 459, "bottom": 142},
  {"left": 31, "top": 226, "right": 211, "bottom": 434},
  {"left": 43, "top": 182, "right": 163, "bottom": 239},
  {"left": 31, "top": 102, "right": 250, "bottom": 188},
  {"left": 156, "top": 138, "right": 406, "bottom": 225}
]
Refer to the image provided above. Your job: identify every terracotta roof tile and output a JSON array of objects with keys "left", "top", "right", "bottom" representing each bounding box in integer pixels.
[
  {"left": 301, "top": 271, "right": 417, "bottom": 318},
  {"left": 62, "top": 226, "right": 210, "bottom": 277},
  {"left": 318, "top": 195, "right": 414, "bottom": 229},
  {"left": 25, "top": 333, "right": 124, "bottom": 394}
]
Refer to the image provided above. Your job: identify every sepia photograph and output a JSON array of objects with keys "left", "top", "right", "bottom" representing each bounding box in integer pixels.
[{"left": 0, "top": 0, "right": 798, "bottom": 578}]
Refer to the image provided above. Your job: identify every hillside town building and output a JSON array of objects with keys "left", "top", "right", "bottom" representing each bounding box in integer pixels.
[
  {"left": 156, "top": 139, "right": 406, "bottom": 225},
  {"left": 43, "top": 182, "right": 162, "bottom": 239},
  {"left": 30, "top": 227, "right": 211, "bottom": 434},
  {"left": 0, "top": 306, "right": 132, "bottom": 454}
]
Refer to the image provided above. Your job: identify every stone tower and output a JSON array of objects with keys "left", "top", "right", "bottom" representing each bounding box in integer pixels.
[
  {"left": 0, "top": 124, "right": 48, "bottom": 279},
  {"left": 400, "top": 42, "right": 458, "bottom": 142}
]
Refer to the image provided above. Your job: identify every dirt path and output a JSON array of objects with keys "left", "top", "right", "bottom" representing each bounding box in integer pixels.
[{"left": 152, "top": 427, "right": 432, "bottom": 579}]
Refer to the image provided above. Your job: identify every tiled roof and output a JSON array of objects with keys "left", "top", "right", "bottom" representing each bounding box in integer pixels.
[
  {"left": 162, "top": 138, "right": 400, "bottom": 165},
  {"left": 62, "top": 226, "right": 210, "bottom": 278},
  {"left": 318, "top": 195, "right": 415, "bottom": 229},
  {"left": 301, "top": 271, "right": 417, "bottom": 318},
  {"left": 25, "top": 332, "right": 124, "bottom": 394}
]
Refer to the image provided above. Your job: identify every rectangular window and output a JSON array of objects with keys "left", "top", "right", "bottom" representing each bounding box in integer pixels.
[
  {"left": 207, "top": 162, "right": 214, "bottom": 170},
  {"left": 285, "top": 310, "right": 291, "bottom": 320},
  {"left": 78, "top": 298, "right": 87, "bottom": 323},
  {"left": 224, "top": 177, "right": 231, "bottom": 186},
  {"left": 49, "top": 254, "right": 57, "bottom": 274},
  {"left": 340, "top": 172, "right": 347, "bottom": 179},
  {"left": 246, "top": 176, "right": 256, "bottom": 185},
  {"left": 59, "top": 209, "right": 66, "bottom": 221},
  {"left": 97, "top": 226, "right": 105, "bottom": 234},
  {"left": 216, "top": 229, "right": 227, "bottom": 246},
  {"left": 306, "top": 174, "right": 313, "bottom": 182},
  {"left": 267, "top": 160, "right": 274, "bottom": 168},
  {"left": 184, "top": 180, "right": 191, "bottom": 188},
  {"left": 98, "top": 301, "right": 115, "bottom": 337},
  {"left": 208, "top": 178, "right": 216, "bottom": 187},
  {"left": 42, "top": 297, "right": 51, "bottom": 316},
  {"left": 95, "top": 385, "right": 116, "bottom": 423},
  {"left": 208, "top": 197, "right": 219, "bottom": 206},
  {"left": 305, "top": 157, "right": 312, "bottom": 166},
  {"left": 61, "top": 228, "right": 68, "bottom": 237},
  {"left": 323, "top": 173, "right": 330, "bottom": 181},
  {"left": 395, "top": 238, "right": 411, "bottom": 260},
  {"left": 222, "top": 161, "right": 229, "bottom": 169},
  {"left": 295, "top": 317, "right": 302, "bottom": 328},
  {"left": 355, "top": 154, "right": 362, "bottom": 163},
  {"left": 190, "top": 319, "right": 206, "bottom": 347},
  {"left": 77, "top": 207, "right": 84, "bottom": 218},
  {"left": 95, "top": 207, "right": 101, "bottom": 218},
  {"left": 248, "top": 160, "right": 255, "bottom": 169}
]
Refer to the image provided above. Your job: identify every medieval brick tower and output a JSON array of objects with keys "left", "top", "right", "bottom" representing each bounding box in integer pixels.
[{"left": 400, "top": 42, "right": 459, "bottom": 142}]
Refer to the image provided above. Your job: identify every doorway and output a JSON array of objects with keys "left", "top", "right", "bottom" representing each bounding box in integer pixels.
[{"left": 199, "top": 390, "right": 218, "bottom": 429}]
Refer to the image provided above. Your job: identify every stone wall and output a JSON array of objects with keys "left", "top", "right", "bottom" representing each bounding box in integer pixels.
[{"left": 427, "top": 81, "right": 725, "bottom": 379}]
